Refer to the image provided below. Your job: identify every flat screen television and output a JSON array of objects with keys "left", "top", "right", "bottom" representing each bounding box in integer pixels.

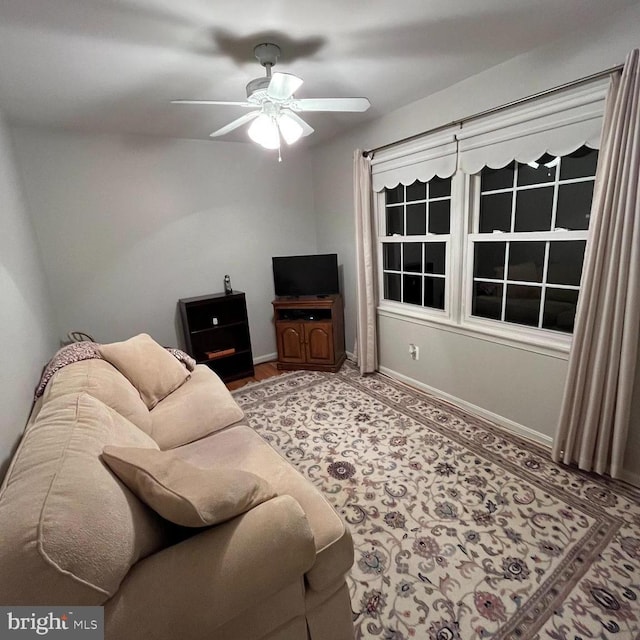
[{"left": 272, "top": 253, "right": 339, "bottom": 297}]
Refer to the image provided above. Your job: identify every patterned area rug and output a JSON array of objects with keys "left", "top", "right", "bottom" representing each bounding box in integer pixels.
[{"left": 232, "top": 363, "right": 640, "bottom": 640}]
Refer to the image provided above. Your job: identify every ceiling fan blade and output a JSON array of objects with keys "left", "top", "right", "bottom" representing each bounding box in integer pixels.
[
  {"left": 293, "top": 97, "right": 371, "bottom": 112},
  {"left": 282, "top": 110, "right": 314, "bottom": 137},
  {"left": 172, "top": 100, "right": 254, "bottom": 107},
  {"left": 209, "top": 111, "right": 260, "bottom": 137},
  {"left": 267, "top": 73, "right": 304, "bottom": 101}
]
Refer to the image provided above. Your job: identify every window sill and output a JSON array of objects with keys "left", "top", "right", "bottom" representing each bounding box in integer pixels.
[{"left": 377, "top": 303, "right": 571, "bottom": 360}]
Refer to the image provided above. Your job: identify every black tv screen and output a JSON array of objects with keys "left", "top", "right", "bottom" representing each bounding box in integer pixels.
[{"left": 272, "top": 254, "right": 339, "bottom": 297}]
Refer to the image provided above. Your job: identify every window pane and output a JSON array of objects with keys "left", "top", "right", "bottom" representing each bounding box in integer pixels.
[
  {"left": 514, "top": 187, "right": 553, "bottom": 232},
  {"left": 403, "top": 275, "right": 422, "bottom": 305},
  {"left": 425, "top": 243, "right": 446, "bottom": 275},
  {"left": 508, "top": 242, "right": 545, "bottom": 282},
  {"left": 424, "top": 277, "right": 445, "bottom": 310},
  {"left": 547, "top": 241, "right": 586, "bottom": 286},
  {"left": 517, "top": 157, "right": 557, "bottom": 186},
  {"left": 383, "top": 243, "right": 401, "bottom": 271},
  {"left": 474, "top": 242, "right": 506, "bottom": 279},
  {"left": 384, "top": 273, "right": 401, "bottom": 301},
  {"left": 386, "top": 206, "right": 404, "bottom": 235},
  {"left": 556, "top": 182, "right": 594, "bottom": 230},
  {"left": 429, "top": 200, "right": 450, "bottom": 234},
  {"left": 403, "top": 243, "right": 422, "bottom": 272},
  {"left": 505, "top": 285, "right": 541, "bottom": 327},
  {"left": 430, "top": 176, "right": 451, "bottom": 198},
  {"left": 406, "top": 180, "right": 426, "bottom": 202},
  {"left": 560, "top": 146, "right": 598, "bottom": 180},
  {"left": 472, "top": 282, "right": 503, "bottom": 320},
  {"left": 543, "top": 288, "right": 579, "bottom": 333},
  {"left": 386, "top": 185, "right": 404, "bottom": 205},
  {"left": 481, "top": 163, "right": 515, "bottom": 192},
  {"left": 479, "top": 192, "right": 512, "bottom": 233},
  {"left": 406, "top": 203, "right": 426, "bottom": 235}
]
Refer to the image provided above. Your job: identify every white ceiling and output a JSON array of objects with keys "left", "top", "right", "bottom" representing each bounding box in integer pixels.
[{"left": 0, "top": 0, "right": 637, "bottom": 146}]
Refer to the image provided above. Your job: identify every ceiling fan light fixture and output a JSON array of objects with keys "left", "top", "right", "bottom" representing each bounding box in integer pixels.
[
  {"left": 248, "top": 113, "right": 280, "bottom": 149},
  {"left": 278, "top": 112, "right": 304, "bottom": 145}
]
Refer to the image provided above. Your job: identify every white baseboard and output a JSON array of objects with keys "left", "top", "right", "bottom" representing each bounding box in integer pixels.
[
  {"left": 378, "top": 366, "right": 553, "bottom": 448},
  {"left": 253, "top": 352, "right": 278, "bottom": 365}
]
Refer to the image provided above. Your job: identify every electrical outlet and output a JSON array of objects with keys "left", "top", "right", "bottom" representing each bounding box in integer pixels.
[{"left": 409, "top": 343, "right": 419, "bottom": 360}]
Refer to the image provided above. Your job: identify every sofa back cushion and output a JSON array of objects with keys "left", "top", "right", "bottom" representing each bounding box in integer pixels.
[
  {"left": 150, "top": 365, "right": 244, "bottom": 449},
  {"left": 42, "top": 358, "right": 152, "bottom": 433},
  {"left": 0, "top": 392, "right": 173, "bottom": 605},
  {"left": 99, "top": 333, "right": 190, "bottom": 409}
]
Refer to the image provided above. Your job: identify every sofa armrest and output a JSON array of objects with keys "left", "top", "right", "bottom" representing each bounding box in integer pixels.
[{"left": 105, "top": 495, "right": 316, "bottom": 640}]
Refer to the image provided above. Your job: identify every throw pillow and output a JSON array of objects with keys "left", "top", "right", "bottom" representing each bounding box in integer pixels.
[
  {"left": 101, "top": 446, "right": 276, "bottom": 527},
  {"left": 99, "top": 334, "right": 190, "bottom": 409}
]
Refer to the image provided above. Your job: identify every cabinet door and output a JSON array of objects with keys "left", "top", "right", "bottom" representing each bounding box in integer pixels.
[
  {"left": 305, "top": 322, "right": 334, "bottom": 364},
  {"left": 277, "top": 323, "right": 306, "bottom": 363}
]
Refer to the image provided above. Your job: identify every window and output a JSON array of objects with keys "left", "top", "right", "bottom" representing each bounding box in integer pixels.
[
  {"left": 469, "top": 146, "right": 597, "bottom": 334},
  {"left": 376, "top": 147, "right": 599, "bottom": 346},
  {"left": 381, "top": 177, "right": 452, "bottom": 311},
  {"left": 371, "top": 75, "right": 608, "bottom": 352}
]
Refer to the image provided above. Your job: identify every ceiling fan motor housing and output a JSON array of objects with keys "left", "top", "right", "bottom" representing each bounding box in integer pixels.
[{"left": 246, "top": 77, "right": 271, "bottom": 101}]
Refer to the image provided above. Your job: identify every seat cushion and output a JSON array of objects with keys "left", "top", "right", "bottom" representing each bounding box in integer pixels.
[
  {"left": 174, "top": 425, "right": 354, "bottom": 591},
  {"left": 149, "top": 365, "right": 245, "bottom": 449},
  {"left": 102, "top": 446, "right": 276, "bottom": 527},
  {"left": 42, "top": 358, "right": 151, "bottom": 433},
  {"left": 99, "top": 333, "right": 190, "bottom": 409},
  {"left": 0, "top": 393, "right": 173, "bottom": 605}
]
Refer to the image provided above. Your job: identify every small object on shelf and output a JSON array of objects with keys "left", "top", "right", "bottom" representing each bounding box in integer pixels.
[
  {"left": 206, "top": 348, "right": 236, "bottom": 360},
  {"left": 178, "top": 291, "right": 254, "bottom": 382},
  {"left": 224, "top": 275, "right": 232, "bottom": 295}
]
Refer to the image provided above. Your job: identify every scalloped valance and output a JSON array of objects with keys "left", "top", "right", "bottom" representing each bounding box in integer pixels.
[
  {"left": 457, "top": 77, "right": 609, "bottom": 173},
  {"left": 371, "top": 127, "right": 459, "bottom": 192},
  {"left": 370, "top": 76, "right": 610, "bottom": 191}
]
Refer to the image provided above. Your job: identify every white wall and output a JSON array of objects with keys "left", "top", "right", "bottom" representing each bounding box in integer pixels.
[
  {"left": 311, "top": 4, "right": 640, "bottom": 472},
  {"left": 11, "top": 128, "right": 318, "bottom": 359},
  {"left": 0, "top": 111, "right": 57, "bottom": 478}
]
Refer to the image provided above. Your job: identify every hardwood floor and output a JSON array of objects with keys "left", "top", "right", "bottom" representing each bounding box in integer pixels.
[{"left": 226, "top": 361, "right": 283, "bottom": 391}]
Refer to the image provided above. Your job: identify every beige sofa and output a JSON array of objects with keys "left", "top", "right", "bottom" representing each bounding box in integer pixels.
[{"left": 0, "top": 336, "right": 354, "bottom": 640}]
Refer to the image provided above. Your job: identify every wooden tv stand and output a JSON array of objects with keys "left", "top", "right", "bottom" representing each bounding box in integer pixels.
[{"left": 272, "top": 294, "right": 346, "bottom": 372}]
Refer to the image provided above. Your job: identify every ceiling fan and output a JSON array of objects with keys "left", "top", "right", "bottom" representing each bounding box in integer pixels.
[{"left": 172, "top": 43, "right": 370, "bottom": 155}]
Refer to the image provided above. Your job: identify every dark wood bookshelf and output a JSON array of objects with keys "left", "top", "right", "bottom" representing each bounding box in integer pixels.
[{"left": 179, "top": 291, "right": 254, "bottom": 382}]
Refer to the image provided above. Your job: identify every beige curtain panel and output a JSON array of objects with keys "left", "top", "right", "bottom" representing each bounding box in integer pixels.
[
  {"left": 552, "top": 49, "right": 640, "bottom": 478},
  {"left": 353, "top": 150, "right": 378, "bottom": 374}
]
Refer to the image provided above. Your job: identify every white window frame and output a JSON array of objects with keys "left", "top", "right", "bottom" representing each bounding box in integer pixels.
[
  {"left": 376, "top": 173, "right": 463, "bottom": 323},
  {"left": 459, "top": 156, "right": 594, "bottom": 351},
  {"left": 376, "top": 167, "right": 594, "bottom": 357}
]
